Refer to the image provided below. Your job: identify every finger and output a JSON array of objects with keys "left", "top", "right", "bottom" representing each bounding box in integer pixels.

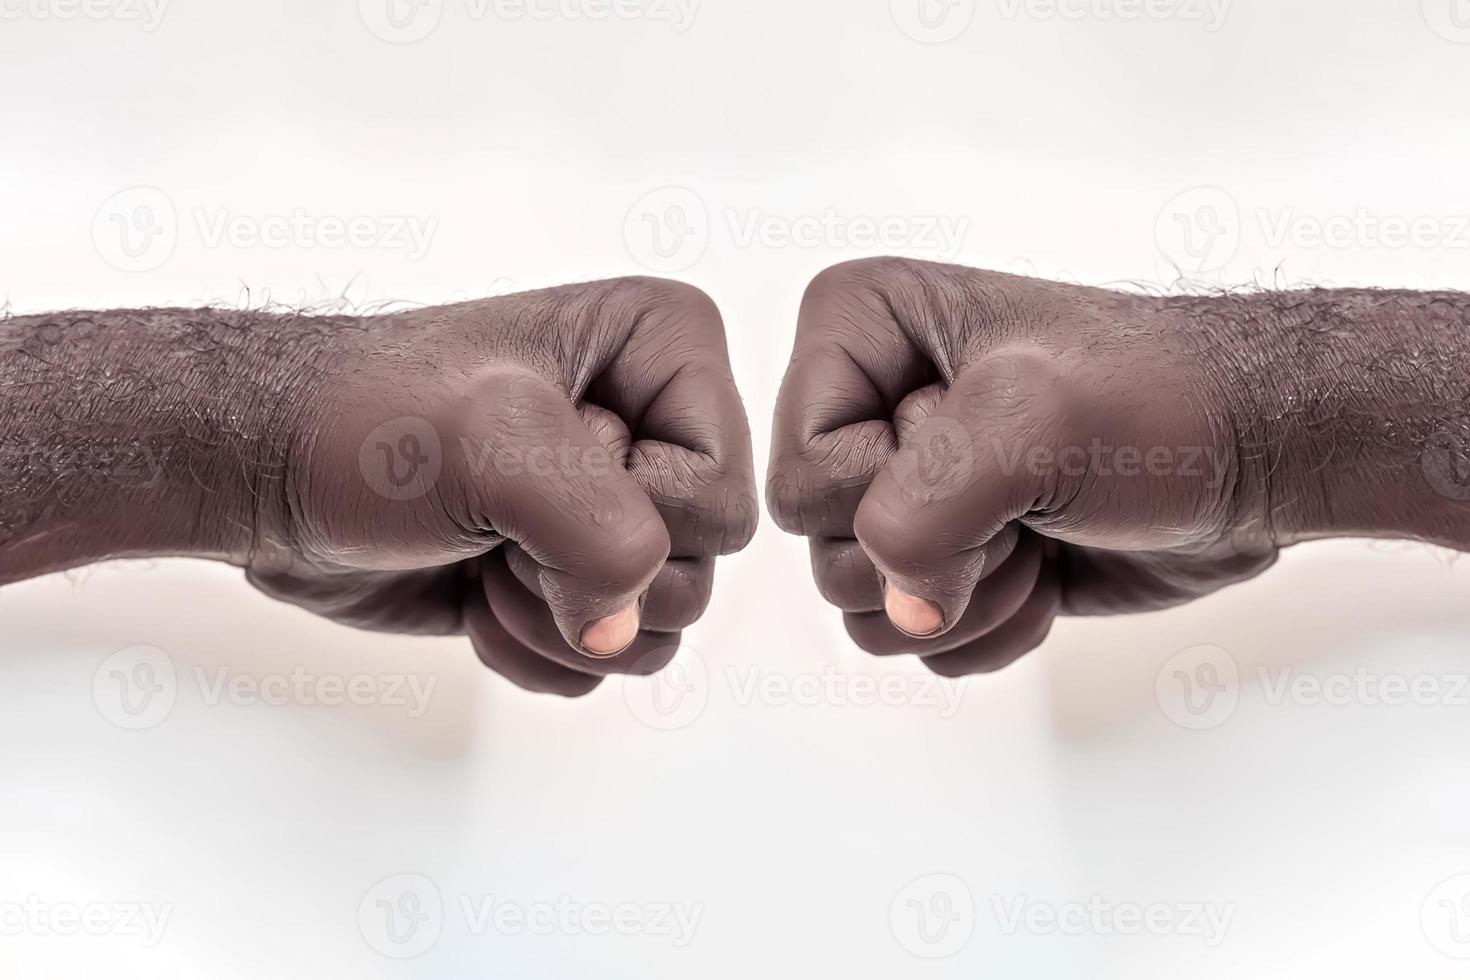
[
  {"left": 463, "top": 588, "right": 603, "bottom": 697},
  {"left": 808, "top": 538, "right": 884, "bottom": 612},
  {"left": 583, "top": 279, "right": 759, "bottom": 559},
  {"left": 855, "top": 353, "right": 1067, "bottom": 638},
  {"left": 504, "top": 544, "right": 713, "bottom": 633},
  {"left": 841, "top": 530, "right": 1044, "bottom": 656},
  {"left": 920, "top": 563, "right": 1063, "bottom": 678},
  {"left": 456, "top": 371, "right": 672, "bottom": 656},
  {"left": 803, "top": 379, "right": 983, "bottom": 617},
  {"left": 767, "top": 262, "right": 936, "bottom": 539},
  {"left": 482, "top": 552, "right": 682, "bottom": 677},
  {"left": 640, "top": 557, "right": 715, "bottom": 632}
]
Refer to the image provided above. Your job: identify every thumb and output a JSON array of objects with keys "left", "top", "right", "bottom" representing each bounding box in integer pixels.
[
  {"left": 853, "top": 355, "right": 1060, "bottom": 637},
  {"left": 455, "top": 372, "right": 671, "bottom": 657}
]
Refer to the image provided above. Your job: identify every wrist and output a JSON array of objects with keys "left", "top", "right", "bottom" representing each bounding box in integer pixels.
[
  {"left": 1178, "top": 288, "right": 1470, "bottom": 549},
  {"left": 0, "top": 308, "right": 348, "bottom": 578}
]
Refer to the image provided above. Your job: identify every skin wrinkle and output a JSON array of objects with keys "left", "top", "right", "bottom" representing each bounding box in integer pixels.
[
  {"left": 768, "top": 257, "right": 1470, "bottom": 674},
  {"left": 1, "top": 278, "right": 756, "bottom": 695}
]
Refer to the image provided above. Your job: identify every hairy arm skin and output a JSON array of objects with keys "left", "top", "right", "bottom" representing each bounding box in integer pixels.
[
  {"left": 0, "top": 308, "right": 340, "bottom": 583},
  {"left": 1181, "top": 288, "right": 1470, "bottom": 550}
]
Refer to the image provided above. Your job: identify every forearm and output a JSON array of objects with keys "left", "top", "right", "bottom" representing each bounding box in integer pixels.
[
  {"left": 0, "top": 307, "right": 345, "bottom": 582},
  {"left": 1178, "top": 288, "right": 1470, "bottom": 549}
]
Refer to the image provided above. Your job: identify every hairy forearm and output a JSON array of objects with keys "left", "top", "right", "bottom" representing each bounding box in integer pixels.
[
  {"left": 0, "top": 307, "right": 346, "bottom": 582},
  {"left": 1175, "top": 288, "right": 1470, "bottom": 549}
]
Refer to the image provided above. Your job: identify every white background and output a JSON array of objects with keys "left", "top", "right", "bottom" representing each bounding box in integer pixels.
[{"left": 5, "top": 0, "right": 1470, "bottom": 976}]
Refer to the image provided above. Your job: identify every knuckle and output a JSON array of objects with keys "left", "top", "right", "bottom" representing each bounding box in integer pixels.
[
  {"left": 805, "top": 257, "right": 924, "bottom": 300},
  {"left": 616, "top": 277, "right": 722, "bottom": 329}
]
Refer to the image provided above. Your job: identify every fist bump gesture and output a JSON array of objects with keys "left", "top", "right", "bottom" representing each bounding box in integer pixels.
[{"left": 6, "top": 258, "right": 1466, "bottom": 691}]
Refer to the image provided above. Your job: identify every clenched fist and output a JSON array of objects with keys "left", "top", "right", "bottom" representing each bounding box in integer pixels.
[
  {"left": 250, "top": 279, "right": 758, "bottom": 695},
  {"left": 0, "top": 279, "right": 756, "bottom": 697},
  {"left": 768, "top": 257, "right": 1470, "bottom": 677}
]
